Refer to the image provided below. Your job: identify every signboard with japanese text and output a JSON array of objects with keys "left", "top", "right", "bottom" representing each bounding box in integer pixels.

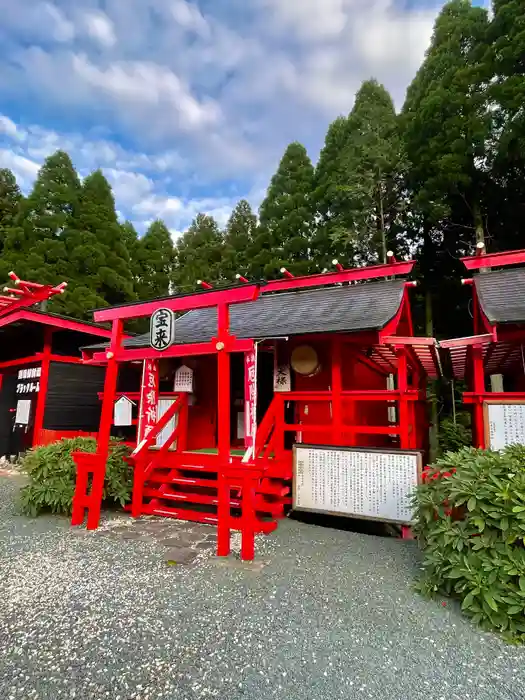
[
  {"left": 484, "top": 401, "right": 525, "bottom": 450},
  {"left": 137, "top": 360, "right": 159, "bottom": 442},
  {"left": 273, "top": 361, "right": 291, "bottom": 392},
  {"left": 293, "top": 444, "right": 422, "bottom": 524},
  {"left": 244, "top": 347, "right": 257, "bottom": 448},
  {"left": 150, "top": 308, "right": 175, "bottom": 351},
  {"left": 16, "top": 366, "right": 41, "bottom": 395},
  {"left": 174, "top": 364, "right": 194, "bottom": 393}
]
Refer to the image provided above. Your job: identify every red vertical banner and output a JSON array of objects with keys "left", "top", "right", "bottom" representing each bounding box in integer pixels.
[
  {"left": 137, "top": 359, "right": 159, "bottom": 444},
  {"left": 244, "top": 346, "right": 257, "bottom": 448}
]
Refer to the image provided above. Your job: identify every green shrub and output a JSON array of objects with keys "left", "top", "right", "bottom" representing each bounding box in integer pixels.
[
  {"left": 19, "top": 437, "right": 132, "bottom": 517},
  {"left": 439, "top": 413, "right": 472, "bottom": 455},
  {"left": 412, "top": 445, "right": 525, "bottom": 643}
]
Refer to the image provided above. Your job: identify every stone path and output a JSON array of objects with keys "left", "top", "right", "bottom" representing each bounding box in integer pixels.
[
  {"left": 1, "top": 472, "right": 525, "bottom": 700},
  {"left": 98, "top": 517, "right": 220, "bottom": 566}
]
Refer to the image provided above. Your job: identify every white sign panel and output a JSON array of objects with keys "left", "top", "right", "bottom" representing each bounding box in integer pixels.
[
  {"left": 15, "top": 399, "right": 32, "bottom": 425},
  {"left": 174, "top": 365, "right": 194, "bottom": 393},
  {"left": 293, "top": 445, "right": 421, "bottom": 524},
  {"left": 156, "top": 398, "right": 179, "bottom": 449},
  {"left": 114, "top": 396, "right": 134, "bottom": 426},
  {"left": 485, "top": 402, "right": 525, "bottom": 450},
  {"left": 150, "top": 308, "right": 175, "bottom": 351}
]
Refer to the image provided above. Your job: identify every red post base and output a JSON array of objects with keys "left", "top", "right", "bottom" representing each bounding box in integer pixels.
[{"left": 401, "top": 525, "right": 414, "bottom": 540}]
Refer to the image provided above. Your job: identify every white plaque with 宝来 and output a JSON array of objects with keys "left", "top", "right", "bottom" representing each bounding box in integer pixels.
[
  {"left": 293, "top": 445, "right": 421, "bottom": 524},
  {"left": 150, "top": 308, "right": 175, "bottom": 351}
]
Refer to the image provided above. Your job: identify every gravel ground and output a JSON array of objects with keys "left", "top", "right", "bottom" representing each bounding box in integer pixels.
[{"left": 1, "top": 473, "right": 525, "bottom": 700}]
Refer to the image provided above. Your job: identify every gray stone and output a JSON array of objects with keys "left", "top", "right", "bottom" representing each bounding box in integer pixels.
[
  {"left": 195, "top": 540, "right": 215, "bottom": 550},
  {"left": 158, "top": 537, "right": 197, "bottom": 548},
  {"left": 187, "top": 523, "right": 215, "bottom": 536},
  {"left": 107, "top": 525, "right": 136, "bottom": 534},
  {"left": 162, "top": 547, "right": 197, "bottom": 565},
  {"left": 119, "top": 530, "right": 145, "bottom": 540}
]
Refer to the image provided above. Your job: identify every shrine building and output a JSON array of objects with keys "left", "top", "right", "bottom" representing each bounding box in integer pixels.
[
  {"left": 441, "top": 245, "right": 525, "bottom": 451},
  {"left": 74, "top": 258, "right": 441, "bottom": 557},
  {"left": 0, "top": 274, "right": 114, "bottom": 458}
]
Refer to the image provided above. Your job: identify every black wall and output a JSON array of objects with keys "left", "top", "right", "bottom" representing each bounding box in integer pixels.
[
  {"left": 0, "top": 373, "right": 18, "bottom": 456},
  {"left": 43, "top": 363, "right": 106, "bottom": 431}
]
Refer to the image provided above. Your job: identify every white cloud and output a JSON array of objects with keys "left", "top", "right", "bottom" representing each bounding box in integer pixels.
[
  {"left": 83, "top": 11, "right": 117, "bottom": 48},
  {"left": 42, "top": 1, "right": 75, "bottom": 42},
  {"left": 0, "top": 115, "right": 22, "bottom": 141},
  {"left": 259, "top": 0, "right": 348, "bottom": 40},
  {"left": 0, "top": 0, "right": 75, "bottom": 43},
  {"left": 0, "top": 150, "right": 40, "bottom": 187},
  {"left": 71, "top": 55, "right": 222, "bottom": 131},
  {"left": 170, "top": 0, "right": 210, "bottom": 37}
]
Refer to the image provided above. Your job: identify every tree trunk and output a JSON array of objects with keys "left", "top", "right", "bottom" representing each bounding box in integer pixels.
[
  {"left": 378, "top": 171, "right": 387, "bottom": 264},
  {"left": 423, "top": 224, "right": 439, "bottom": 463},
  {"left": 472, "top": 199, "right": 485, "bottom": 247}
]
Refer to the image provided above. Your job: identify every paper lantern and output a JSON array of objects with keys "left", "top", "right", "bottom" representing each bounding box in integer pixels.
[{"left": 291, "top": 345, "right": 319, "bottom": 376}]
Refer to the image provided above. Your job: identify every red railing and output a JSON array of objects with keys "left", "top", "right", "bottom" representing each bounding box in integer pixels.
[
  {"left": 129, "top": 394, "right": 188, "bottom": 518},
  {"left": 253, "top": 390, "right": 420, "bottom": 457}
]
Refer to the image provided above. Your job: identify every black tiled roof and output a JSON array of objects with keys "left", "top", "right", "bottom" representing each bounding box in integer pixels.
[
  {"left": 85, "top": 279, "right": 406, "bottom": 350},
  {"left": 475, "top": 268, "right": 525, "bottom": 324}
]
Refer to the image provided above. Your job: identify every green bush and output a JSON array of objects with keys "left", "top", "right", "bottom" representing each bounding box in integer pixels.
[
  {"left": 439, "top": 413, "right": 472, "bottom": 455},
  {"left": 412, "top": 445, "right": 525, "bottom": 643},
  {"left": 19, "top": 437, "right": 132, "bottom": 517}
]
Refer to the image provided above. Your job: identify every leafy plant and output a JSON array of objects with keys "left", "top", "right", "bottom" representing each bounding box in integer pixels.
[
  {"left": 412, "top": 445, "right": 525, "bottom": 643},
  {"left": 19, "top": 437, "right": 132, "bottom": 517},
  {"left": 439, "top": 413, "right": 472, "bottom": 455}
]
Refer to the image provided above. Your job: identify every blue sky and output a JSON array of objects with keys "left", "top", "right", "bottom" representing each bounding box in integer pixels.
[{"left": 0, "top": 0, "right": 491, "bottom": 238}]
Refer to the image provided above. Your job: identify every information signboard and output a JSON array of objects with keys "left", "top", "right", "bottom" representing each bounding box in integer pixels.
[
  {"left": 293, "top": 444, "right": 421, "bottom": 524},
  {"left": 484, "top": 401, "right": 525, "bottom": 451}
]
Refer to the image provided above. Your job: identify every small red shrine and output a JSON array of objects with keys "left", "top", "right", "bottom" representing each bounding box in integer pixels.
[
  {"left": 441, "top": 245, "right": 525, "bottom": 450},
  {"left": 74, "top": 258, "right": 440, "bottom": 558},
  {"left": 0, "top": 273, "right": 115, "bottom": 457}
]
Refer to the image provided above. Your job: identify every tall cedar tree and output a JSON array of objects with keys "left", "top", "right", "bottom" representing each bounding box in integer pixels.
[
  {"left": 402, "top": 0, "right": 490, "bottom": 339},
  {"left": 335, "top": 80, "right": 406, "bottom": 264},
  {"left": 252, "top": 142, "right": 315, "bottom": 278},
  {"left": 311, "top": 117, "right": 353, "bottom": 269},
  {"left": 173, "top": 214, "right": 224, "bottom": 291},
  {"left": 485, "top": 0, "right": 525, "bottom": 250},
  {"left": 136, "top": 220, "right": 174, "bottom": 299},
  {"left": 0, "top": 151, "right": 79, "bottom": 286},
  {"left": 0, "top": 168, "right": 22, "bottom": 259},
  {"left": 121, "top": 220, "right": 142, "bottom": 290},
  {"left": 57, "top": 170, "right": 135, "bottom": 318},
  {"left": 222, "top": 199, "right": 258, "bottom": 280}
]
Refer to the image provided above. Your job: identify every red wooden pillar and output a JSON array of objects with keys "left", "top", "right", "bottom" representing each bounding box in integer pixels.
[
  {"left": 331, "top": 335, "right": 343, "bottom": 445},
  {"left": 472, "top": 344, "right": 485, "bottom": 449},
  {"left": 217, "top": 303, "right": 232, "bottom": 557},
  {"left": 397, "top": 347, "right": 410, "bottom": 449},
  {"left": 86, "top": 319, "right": 122, "bottom": 529},
  {"left": 32, "top": 327, "right": 53, "bottom": 446}
]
